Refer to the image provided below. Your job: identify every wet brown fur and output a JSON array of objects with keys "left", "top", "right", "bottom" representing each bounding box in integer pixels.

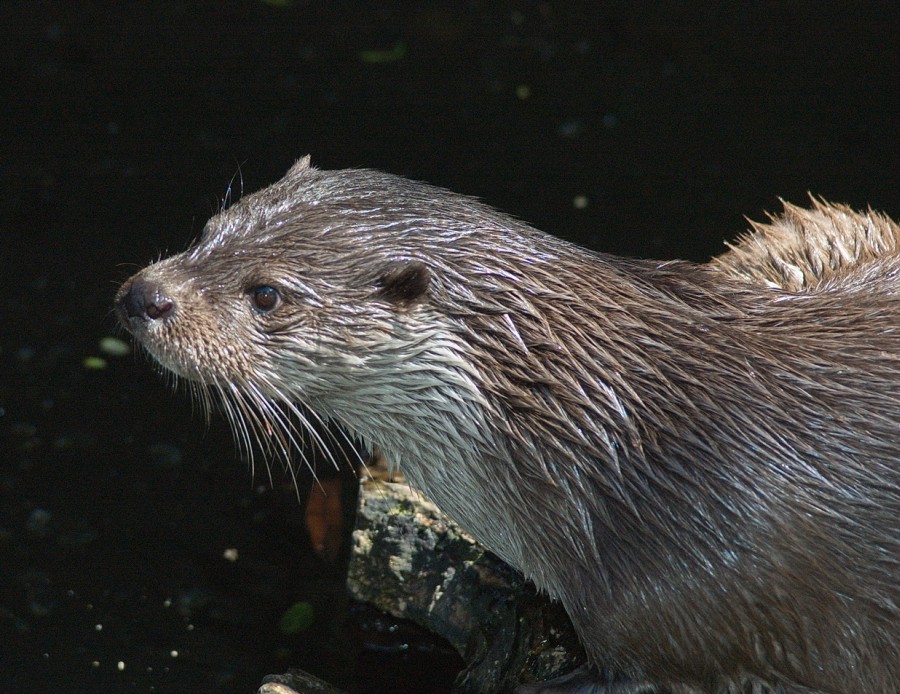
[
  {"left": 117, "top": 158, "right": 899, "bottom": 694},
  {"left": 713, "top": 197, "right": 900, "bottom": 290}
]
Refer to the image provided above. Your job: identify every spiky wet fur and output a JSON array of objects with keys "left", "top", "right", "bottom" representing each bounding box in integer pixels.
[
  {"left": 712, "top": 197, "right": 900, "bottom": 291},
  {"left": 117, "top": 158, "right": 899, "bottom": 694}
]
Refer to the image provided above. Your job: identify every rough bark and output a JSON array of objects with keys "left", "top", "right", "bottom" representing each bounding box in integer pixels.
[{"left": 347, "top": 479, "right": 584, "bottom": 693}]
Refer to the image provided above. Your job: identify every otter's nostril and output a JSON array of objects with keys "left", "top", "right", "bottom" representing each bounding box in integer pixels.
[{"left": 121, "top": 279, "right": 175, "bottom": 321}]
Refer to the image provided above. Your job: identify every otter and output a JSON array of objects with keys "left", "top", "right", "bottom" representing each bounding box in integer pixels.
[{"left": 116, "top": 157, "right": 899, "bottom": 694}]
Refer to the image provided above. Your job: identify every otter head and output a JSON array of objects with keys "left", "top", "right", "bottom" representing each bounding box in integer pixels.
[{"left": 116, "top": 156, "right": 509, "bottom": 467}]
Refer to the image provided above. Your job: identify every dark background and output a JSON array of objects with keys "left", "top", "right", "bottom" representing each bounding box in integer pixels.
[{"left": 1, "top": 2, "right": 898, "bottom": 693}]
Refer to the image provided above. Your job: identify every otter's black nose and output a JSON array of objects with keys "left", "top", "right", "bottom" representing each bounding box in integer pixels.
[{"left": 119, "top": 279, "right": 175, "bottom": 322}]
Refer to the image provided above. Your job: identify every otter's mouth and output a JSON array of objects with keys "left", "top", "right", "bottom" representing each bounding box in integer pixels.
[{"left": 115, "top": 275, "right": 213, "bottom": 384}]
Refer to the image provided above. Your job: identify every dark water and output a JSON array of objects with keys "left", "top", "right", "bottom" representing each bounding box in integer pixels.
[{"left": 1, "top": 2, "right": 897, "bottom": 693}]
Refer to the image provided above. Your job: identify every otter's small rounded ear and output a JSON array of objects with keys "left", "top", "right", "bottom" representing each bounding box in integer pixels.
[{"left": 375, "top": 260, "right": 431, "bottom": 306}]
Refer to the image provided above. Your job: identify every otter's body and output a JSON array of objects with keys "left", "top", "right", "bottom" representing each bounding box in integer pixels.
[{"left": 117, "top": 158, "right": 899, "bottom": 693}]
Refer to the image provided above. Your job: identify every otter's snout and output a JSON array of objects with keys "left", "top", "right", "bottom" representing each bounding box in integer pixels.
[{"left": 117, "top": 277, "right": 175, "bottom": 328}]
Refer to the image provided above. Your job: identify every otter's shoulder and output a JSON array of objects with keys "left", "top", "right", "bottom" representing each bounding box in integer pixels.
[{"left": 711, "top": 199, "right": 900, "bottom": 291}]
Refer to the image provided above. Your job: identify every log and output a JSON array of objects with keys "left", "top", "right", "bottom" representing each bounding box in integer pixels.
[{"left": 347, "top": 479, "right": 584, "bottom": 692}]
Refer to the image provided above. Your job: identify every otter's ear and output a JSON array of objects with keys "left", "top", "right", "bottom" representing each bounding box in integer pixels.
[{"left": 375, "top": 260, "right": 431, "bottom": 306}]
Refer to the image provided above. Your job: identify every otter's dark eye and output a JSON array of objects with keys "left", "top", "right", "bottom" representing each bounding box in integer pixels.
[{"left": 249, "top": 285, "right": 280, "bottom": 312}]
